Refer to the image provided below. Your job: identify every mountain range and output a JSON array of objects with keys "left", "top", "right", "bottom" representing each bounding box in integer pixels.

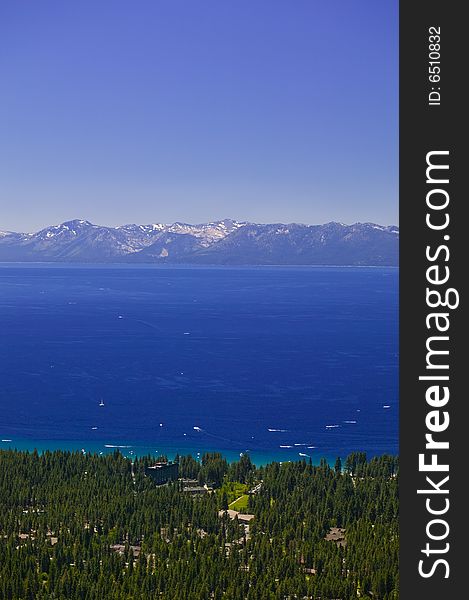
[{"left": 0, "top": 219, "right": 399, "bottom": 265}]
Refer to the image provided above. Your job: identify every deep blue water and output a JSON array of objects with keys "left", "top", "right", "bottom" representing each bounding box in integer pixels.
[{"left": 0, "top": 265, "right": 398, "bottom": 464}]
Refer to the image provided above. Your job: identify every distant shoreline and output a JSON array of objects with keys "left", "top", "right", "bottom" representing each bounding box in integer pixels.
[
  {"left": 0, "top": 438, "right": 366, "bottom": 466},
  {"left": 0, "top": 262, "right": 399, "bottom": 269}
]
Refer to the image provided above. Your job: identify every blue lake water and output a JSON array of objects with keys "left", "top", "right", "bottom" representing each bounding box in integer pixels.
[{"left": 0, "top": 265, "right": 398, "bottom": 464}]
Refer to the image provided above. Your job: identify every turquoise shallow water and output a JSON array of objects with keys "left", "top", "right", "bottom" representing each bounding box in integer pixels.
[
  {"left": 0, "top": 438, "right": 338, "bottom": 466},
  {"left": 0, "top": 265, "right": 398, "bottom": 461}
]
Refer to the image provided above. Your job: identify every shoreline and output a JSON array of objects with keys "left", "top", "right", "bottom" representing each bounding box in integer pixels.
[
  {"left": 0, "top": 262, "right": 399, "bottom": 269},
  {"left": 0, "top": 438, "right": 349, "bottom": 466}
]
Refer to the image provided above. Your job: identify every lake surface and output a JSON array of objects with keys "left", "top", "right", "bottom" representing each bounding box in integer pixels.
[{"left": 0, "top": 265, "right": 398, "bottom": 464}]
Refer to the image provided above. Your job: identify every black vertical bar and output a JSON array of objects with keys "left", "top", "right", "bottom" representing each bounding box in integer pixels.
[{"left": 400, "top": 2, "right": 465, "bottom": 598}]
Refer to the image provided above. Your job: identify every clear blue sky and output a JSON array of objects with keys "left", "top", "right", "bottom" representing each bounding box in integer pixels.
[{"left": 0, "top": 1, "right": 398, "bottom": 232}]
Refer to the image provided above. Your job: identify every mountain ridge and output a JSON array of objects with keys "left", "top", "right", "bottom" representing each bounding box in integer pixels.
[{"left": 0, "top": 218, "right": 399, "bottom": 265}]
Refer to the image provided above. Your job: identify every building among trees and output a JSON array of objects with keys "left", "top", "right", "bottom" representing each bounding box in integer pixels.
[{"left": 145, "top": 461, "right": 179, "bottom": 485}]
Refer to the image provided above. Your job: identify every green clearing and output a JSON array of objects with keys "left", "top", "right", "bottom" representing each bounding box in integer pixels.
[
  {"left": 229, "top": 494, "right": 249, "bottom": 511},
  {"left": 219, "top": 481, "right": 249, "bottom": 504}
]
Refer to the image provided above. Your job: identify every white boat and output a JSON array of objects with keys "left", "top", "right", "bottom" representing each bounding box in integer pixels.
[{"left": 99, "top": 399, "right": 104, "bottom": 407}]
